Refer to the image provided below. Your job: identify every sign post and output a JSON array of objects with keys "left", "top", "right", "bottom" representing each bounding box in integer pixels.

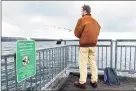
[{"left": 16, "top": 40, "right": 36, "bottom": 83}]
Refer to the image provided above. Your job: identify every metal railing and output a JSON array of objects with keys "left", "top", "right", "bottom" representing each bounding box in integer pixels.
[
  {"left": 1, "top": 39, "right": 136, "bottom": 91},
  {"left": 67, "top": 39, "right": 113, "bottom": 71},
  {"left": 115, "top": 39, "right": 136, "bottom": 73},
  {"left": 1, "top": 46, "right": 69, "bottom": 91}
]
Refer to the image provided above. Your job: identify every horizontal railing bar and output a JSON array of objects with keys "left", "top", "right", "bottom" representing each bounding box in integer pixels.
[
  {"left": 1, "top": 54, "right": 15, "bottom": 58},
  {"left": 97, "top": 45, "right": 112, "bottom": 47},
  {"left": 70, "top": 45, "right": 112, "bottom": 47},
  {"left": 70, "top": 67, "right": 136, "bottom": 73},
  {"left": 70, "top": 67, "right": 105, "bottom": 70},
  {"left": 64, "top": 39, "right": 113, "bottom": 42},
  {"left": 37, "top": 45, "right": 70, "bottom": 52},
  {"left": 117, "top": 45, "right": 136, "bottom": 47},
  {"left": 1, "top": 45, "right": 70, "bottom": 58},
  {"left": 116, "top": 39, "right": 136, "bottom": 42},
  {"left": 2, "top": 44, "right": 112, "bottom": 58},
  {"left": 116, "top": 70, "right": 136, "bottom": 73},
  {"left": 70, "top": 68, "right": 136, "bottom": 73}
]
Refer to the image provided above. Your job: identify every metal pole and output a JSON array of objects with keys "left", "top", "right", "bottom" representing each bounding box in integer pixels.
[
  {"left": 110, "top": 40, "right": 113, "bottom": 68},
  {"left": 23, "top": 79, "right": 27, "bottom": 91},
  {"left": 64, "top": 41, "right": 67, "bottom": 45},
  {"left": 115, "top": 40, "right": 118, "bottom": 70}
]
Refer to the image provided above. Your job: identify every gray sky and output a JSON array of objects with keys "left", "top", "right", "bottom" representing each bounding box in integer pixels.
[{"left": 2, "top": 1, "right": 136, "bottom": 39}]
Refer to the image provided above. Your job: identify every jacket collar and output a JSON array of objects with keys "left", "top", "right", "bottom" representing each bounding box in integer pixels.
[{"left": 82, "top": 13, "right": 91, "bottom": 17}]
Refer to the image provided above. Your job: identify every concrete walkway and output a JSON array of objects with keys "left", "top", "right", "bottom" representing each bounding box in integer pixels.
[{"left": 59, "top": 73, "right": 136, "bottom": 91}]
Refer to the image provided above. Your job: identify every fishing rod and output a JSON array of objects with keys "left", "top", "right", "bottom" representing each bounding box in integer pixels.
[{"left": 45, "top": 25, "right": 73, "bottom": 32}]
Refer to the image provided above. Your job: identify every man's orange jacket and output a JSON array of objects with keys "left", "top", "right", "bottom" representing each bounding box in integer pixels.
[{"left": 74, "top": 14, "right": 101, "bottom": 47}]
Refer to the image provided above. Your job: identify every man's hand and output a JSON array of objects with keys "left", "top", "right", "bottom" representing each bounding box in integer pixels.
[{"left": 74, "top": 18, "right": 84, "bottom": 38}]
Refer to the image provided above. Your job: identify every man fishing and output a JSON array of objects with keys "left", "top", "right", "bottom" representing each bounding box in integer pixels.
[{"left": 74, "top": 4, "right": 101, "bottom": 89}]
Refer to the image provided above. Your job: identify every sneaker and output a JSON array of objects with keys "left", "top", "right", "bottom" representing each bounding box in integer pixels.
[
  {"left": 74, "top": 81, "right": 86, "bottom": 89},
  {"left": 90, "top": 81, "right": 98, "bottom": 88}
]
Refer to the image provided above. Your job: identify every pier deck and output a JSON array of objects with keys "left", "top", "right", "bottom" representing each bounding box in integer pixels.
[{"left": 59, "top": 73, "right": 136, "bottom": 91}]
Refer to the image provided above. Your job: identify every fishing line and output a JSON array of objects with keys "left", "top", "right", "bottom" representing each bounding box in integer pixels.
[{"left": 45, "top": 25, "right": 73, "bottom": 32}]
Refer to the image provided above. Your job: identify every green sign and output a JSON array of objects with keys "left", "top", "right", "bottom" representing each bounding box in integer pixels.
[{"left": 16, "top": 40, "right": 36, "bottom": 83}]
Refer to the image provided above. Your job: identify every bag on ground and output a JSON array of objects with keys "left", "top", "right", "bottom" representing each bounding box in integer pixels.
[{"left": 104, "top": 67, "right": 120, "bottom": 85}]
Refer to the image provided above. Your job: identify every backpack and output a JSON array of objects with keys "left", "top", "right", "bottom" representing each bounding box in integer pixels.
[{"left": 104, "top": 67, "right": 120, "bottom": 85}]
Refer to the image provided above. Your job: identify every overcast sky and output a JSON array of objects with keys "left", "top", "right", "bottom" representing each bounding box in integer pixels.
[{"left": 2, "top": 1, "right": 136, "bottom": 39}]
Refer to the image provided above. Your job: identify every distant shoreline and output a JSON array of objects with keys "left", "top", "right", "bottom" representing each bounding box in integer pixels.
[
  {"left": 1, "top": 36, "right": 61, "bottom": 42},
  {"left": 1, "top": 36, "right": 79, "bottom": 42}
]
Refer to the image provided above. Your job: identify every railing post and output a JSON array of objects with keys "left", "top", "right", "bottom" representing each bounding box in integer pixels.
[
  {"left": 64, "top": 40, "right": 67, "bottom": 45},
  {"left": 134, "top": 47, "right": 136, "bottom": 71},
  {"left": 75, "top": 46, "right": 76, "bottom": 67},
  {"left": 39, "top": 52, "right": 42, "bottom": 90},
  {"left": 67, "top": 46, "right": 69, "bottom": 67},
  {"left": 35, "top": 54, "right": 37, "bottom": 91},
  {"left": 14, "top": 53, "right": 17, "bottom": 91},
  {"left": 42, "top": 50, "right": 45, "bottom": 81},
  {"left": 115, "top": 40, "right": 118, "bottom": 70},
  {"left": 71, "top": 46, "right": 73, "bottom": 67},
  {"left": 51, "top": 49, "right": 53, "bottom": 79},
  {"left": 4, "top": 58, "right": 8, "bottom": 91},
  {"left": 23, "top": 79, "right": 27, "bottom": 90},
  {"left": 110, "top": 40, "right": 113, "bottom": 68}
]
